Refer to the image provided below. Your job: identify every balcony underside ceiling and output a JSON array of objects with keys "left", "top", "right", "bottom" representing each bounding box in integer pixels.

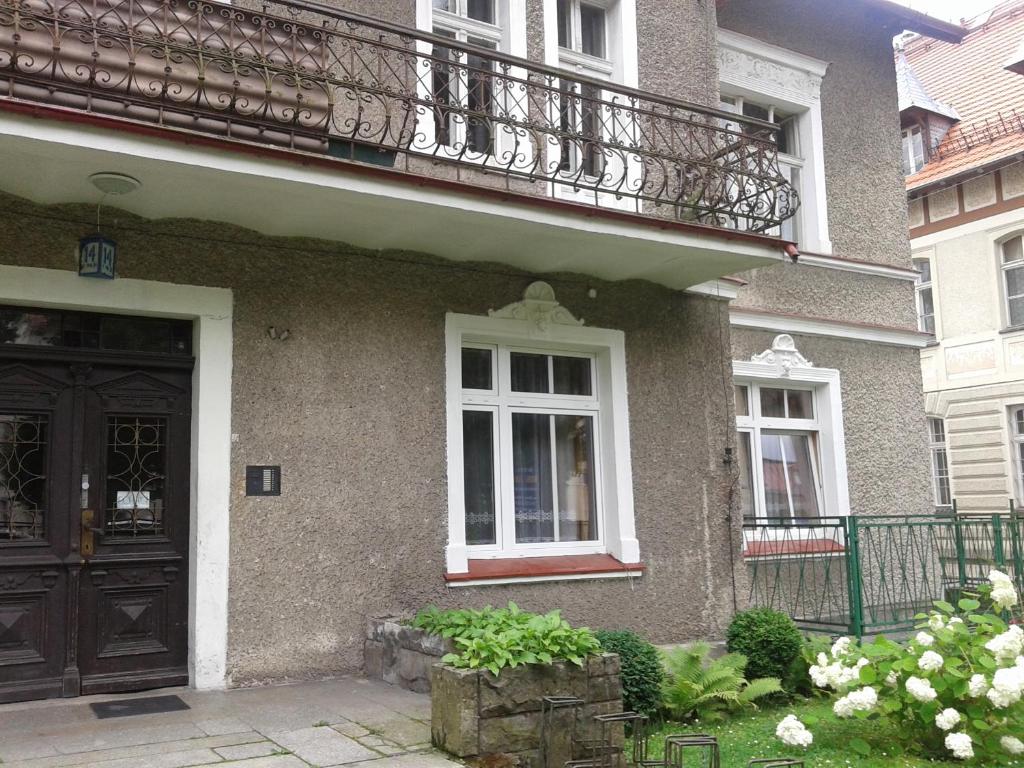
[{"left": 0, "top": 111, "right": 786, "bottom": 291}]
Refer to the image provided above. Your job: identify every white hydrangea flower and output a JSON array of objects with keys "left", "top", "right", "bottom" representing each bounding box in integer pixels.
[
  {"left": 776, "top": 714, "right": 813, "bottom": 748},
  {"left": 987, "top": 665, "right": 1024, "bottom": 709},
  {"left": 906, "top": 676, "right": 937, "bottom": 702},
  {"left": 832, "top": 694, "right": 855, "bottom": 718},
  {"left": 935, "top": 708, "right": 961, "bottom": 731},
  {"left": 816, "top": 652, "right": 829, "bottom": 667},
  {"left": 990, "top": 569, "right": 1020, "bottom": 612},
  {"left": 831, "top": 636, "right": 852, "bottom": 659},
  {"left": 968, "top": 673, "right": 988, "bottom": 697},
  {"left": 833, "top": 686, "right": 877, "bottom": 718},
  {"left": 985, "top": 625, "right": 1024, "bottom": 664},
  {"left": 885, "top": 670, "right": 899, "bottom": 687},
  {"left": 928, "top": 614, "right": 946, "bottom": 631},
  {"left": 918, "top": 650, "right": 944, "bottom": 671},
  {"left": 945, "top": 732, "right": 974, "bottom": 760},
  {"left": 948, "top": 617, "right": 964, "bottom": 626},
  {"left": 1002, "top": 735, "right": 1024, "bottom": 755},
  {"left": 916, "top": 631, "right": 935, "bottom": 647}
]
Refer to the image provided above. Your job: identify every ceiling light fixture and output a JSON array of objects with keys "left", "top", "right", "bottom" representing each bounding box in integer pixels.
[{"left": 89, "top": 172, "right": 142, "bottom": 196}]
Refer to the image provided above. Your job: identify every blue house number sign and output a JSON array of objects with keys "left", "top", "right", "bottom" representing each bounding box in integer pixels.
[{"left": 79, "top": 235, "right": 117, "bottom": 279}]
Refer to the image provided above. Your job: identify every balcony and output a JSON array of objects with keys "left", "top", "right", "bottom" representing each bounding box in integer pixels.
[{"left": 0, "top": 0, "right": 799, "bottom": 288}]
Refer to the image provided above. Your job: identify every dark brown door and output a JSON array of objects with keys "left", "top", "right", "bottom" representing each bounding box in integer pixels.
[{"left": 0, "top": 308, "right": 193, "bottom": 703}]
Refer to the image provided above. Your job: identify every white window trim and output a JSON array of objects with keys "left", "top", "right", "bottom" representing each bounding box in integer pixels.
[
  {"left": 542, "top": 0, "right": 639, "bottom": 211},
  {"left": 444, "top": 286, "right": 638, "bottom": 574},
  {"left": 999, "top": 234, "right": 1024, "bottom": 330},
  {"left": 927, "top": 416, "right": 953, "bottom": 510},
  {"left": 913, "top": 256, "right": 936, "bottom": 335},
  {"left": 413, "top": 0, "right": 529, "bottom": 165},
  {"left": 717, "top": 29, "right": 831, "bottom": 255},
  {"left": 903, "top": 125, "right": 926, "bottom": 176},
  {"left": 733, "top": 336, "right": 850, "bottom": 522},
  {"left": 1010, "top": 406, "right": 1024, "bottom": 505}
]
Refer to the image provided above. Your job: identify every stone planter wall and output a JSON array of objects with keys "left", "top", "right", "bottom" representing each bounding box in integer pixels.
[
  {"left": 364, "top": 617, "right": 455, "bottom": 694},
  {"left": 431, "top": 653, "right": 623, "bottom": 768}
]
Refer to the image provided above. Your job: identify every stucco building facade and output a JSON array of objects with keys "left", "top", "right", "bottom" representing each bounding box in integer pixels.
[
  {"left": 902, "top": 1, "right": 1024, "bottom": 514},
  {"left": 0, "top": 0, "right": 956, "bottom": 700}
]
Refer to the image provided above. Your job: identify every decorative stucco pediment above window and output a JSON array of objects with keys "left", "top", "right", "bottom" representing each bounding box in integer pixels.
[
  {"left": 750, "top": 333, "right": 814, "bottom": 377},
  {"left": 716, "top": 29, "right": 831, "bottom": 254},
  {"left": 488, "top": 281, "right": 584, "bottom": 331}
]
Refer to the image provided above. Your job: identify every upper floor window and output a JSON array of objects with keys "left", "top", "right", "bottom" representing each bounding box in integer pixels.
[
  {"left": 914, "top": 257, "right": 935, "bottom": 335},
  {"left": 717, "top": 30, "right": 830, "bottom": 254},
  {"left": 927, "top": 417, "right": 952, "bottom": 510},
  {"left": 1002, "top": 235, "right": 1024, "bottom": 328},
  {"left": 558, "top": 0, "right": 607, "bottom": 59},
  {"left": 902, "top": 126, "right": 926, "bottom": 176},
  {"left": 433, "top": 0, "right": 496, "bottom": 24}
]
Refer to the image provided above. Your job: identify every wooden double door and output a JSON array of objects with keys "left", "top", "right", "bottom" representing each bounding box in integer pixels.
[{"left": 0, "top": 323, "right": 193, "bottom": 703}]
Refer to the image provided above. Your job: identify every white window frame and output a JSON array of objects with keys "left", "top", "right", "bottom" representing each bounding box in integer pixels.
[
  {"left": 717, "top": 29, "right": 831, "bottom": 254},
  {"left": 1010, "top": 406, "right": 1024, "bottom": 505},
  {"left": 445, "top": 311, "right": 638, "bottom": 574},
  {"left": 542, "top": 0, "right": 639, "bottom": 211},
  {"left": 914, "top": 256, "right": 936, "bottom": 335},
  {"left": 413, "top": 0, "right": 528, "bottom": 165},
  {"left": 733, "top": 355, "right": 849, "bottom": 525},
  {"left": 927, "top": 416, "right": 953, "bottom": 510},
  {"left": 1000, "top": 235, "right": 1024, "bottom": 329},
  {"left": 902, "top": 125, "right": 926, "bottom": 176}
]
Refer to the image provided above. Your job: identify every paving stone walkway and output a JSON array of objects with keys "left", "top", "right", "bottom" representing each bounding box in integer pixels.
[{"left": 0, "top": 678, "right": 462, "bottom": 768}]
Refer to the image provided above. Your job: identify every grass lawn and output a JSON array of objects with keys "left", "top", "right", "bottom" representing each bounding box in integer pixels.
[{"left": 635, "top": 698, "right": 1023, "bottom": 767}]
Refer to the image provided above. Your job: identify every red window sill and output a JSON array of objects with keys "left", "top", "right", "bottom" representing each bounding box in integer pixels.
[
  {"left": 743, "top": 539, "right": 846, "bottom": 558},
  {"left": 445, "top": 554, "right": 645, "bottom": 585}
]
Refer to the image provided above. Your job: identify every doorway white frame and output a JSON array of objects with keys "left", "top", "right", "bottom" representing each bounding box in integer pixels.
[{"left": 0, "top": 264, "right": 233, "bottom": 690}]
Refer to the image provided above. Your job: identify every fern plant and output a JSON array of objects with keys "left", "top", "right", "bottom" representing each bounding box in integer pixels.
[{"left": 661, "top": 642, "right": 782, "bottom": 722}]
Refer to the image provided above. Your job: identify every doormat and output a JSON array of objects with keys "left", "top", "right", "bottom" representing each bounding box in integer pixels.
[{"left": 90, "top": 694, "right": 190, "bottom": 719}]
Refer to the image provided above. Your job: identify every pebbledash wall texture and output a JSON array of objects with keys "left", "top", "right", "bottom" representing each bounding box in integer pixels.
[
  {"left": 719, "top": 0, "right": 933, "bottom": 514},
  {"left": 0, "top": 191, "right": 743, "bottom": 683}
]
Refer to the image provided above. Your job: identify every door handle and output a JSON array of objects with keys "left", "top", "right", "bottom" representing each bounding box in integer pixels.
[{"left": 81, "top": 509, "right": 98, "bottom": 557}]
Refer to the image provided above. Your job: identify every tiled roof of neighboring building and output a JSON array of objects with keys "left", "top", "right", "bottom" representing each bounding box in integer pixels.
[{"left": 904, "top": 0, "right": 1024, "bottom": 192}]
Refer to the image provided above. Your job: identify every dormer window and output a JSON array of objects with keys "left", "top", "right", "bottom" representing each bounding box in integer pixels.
[{"left": 902, "top": 126, "right": 926, "bottom": 175}]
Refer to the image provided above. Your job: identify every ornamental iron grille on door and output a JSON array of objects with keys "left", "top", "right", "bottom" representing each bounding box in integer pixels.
[{"left": 0, "top": 306, "right": 192, "bottom": 703}]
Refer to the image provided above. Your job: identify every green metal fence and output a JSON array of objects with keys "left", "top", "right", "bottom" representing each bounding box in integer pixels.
[{"left": 744, "top": 506, "right": 1024, "bottom": 637}]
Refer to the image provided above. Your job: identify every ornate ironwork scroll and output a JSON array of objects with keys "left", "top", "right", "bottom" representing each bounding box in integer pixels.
[
  {"left": 0, "top": 0, "right": 798, "bottom": 232},
  {"left": 105, "top": 416, "right": 166, "bottom": 537},
  {"left": 0, "top": 414, "right": 47, "bottom": 541}
]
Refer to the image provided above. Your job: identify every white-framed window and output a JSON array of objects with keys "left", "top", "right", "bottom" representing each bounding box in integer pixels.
[
  {"left": 717, "top": 29, "right": 831, "bottom": 254},
  {"left": 902, "top": 125, "right": 926, "bottom": 176},
  {"left": 415, "top": 0, "right": 527, "bottom": 161},
  {"left": 927, "top": 417, "right": 952, "bottom": 510},
  {"left": 733, "top": 335, "right": 849, "bottom": 529},
  {"left": 1010, "top": 407, "right": 1024, "bottom": 504},
  {"left": 1002, "top": 235, "right": 1024, "bottom": 329},
  {"left": 914, "top": 256, "right": 936, "bottom": 335},
  {"left": 444, "top": 287, "right": 638, "bottom": 574},
  {"left": 719, "top": 95, "right": 802, "bottom": 241}
]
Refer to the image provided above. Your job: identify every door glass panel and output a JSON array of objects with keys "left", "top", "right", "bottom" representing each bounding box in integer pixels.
[
  {"left": 512, "top": 413, "right": 554, "bottom": 542},
  {"left": 511, "top": 353, "right": 550, "bottom": 393},
  {"left": 0, "top": 414, "right": 48, "bottom": 541},
  {"left": 105, "top": 416, "right": 167, "bottom": 537},
  {"left": 579, "top": 3, "right": 606, "bottom": 57},
  {"left": 0, "top": 310, "right": 61, "bottom": 346},
  {"left": 552, "top": 355, "right": 592, "bottom": 395},
  {"left": 466, "top": 0, "right": 494, "bottom": 23},
  {"left": 555, "top": 414, "right": 597, "bottom": 541},
  {"left": 761, "top": 432, "right": 820, "bottom": 521},
  {"left": 463, "top": 411, "right": 496, "bottom": 545},
  {"left": 0, "top": 306, "right": 191, "bottom": 355}
]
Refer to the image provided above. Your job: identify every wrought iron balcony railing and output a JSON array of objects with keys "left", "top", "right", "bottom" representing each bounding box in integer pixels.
[{"left": 0, "top": 0, "right": 799, "bottom": 233}]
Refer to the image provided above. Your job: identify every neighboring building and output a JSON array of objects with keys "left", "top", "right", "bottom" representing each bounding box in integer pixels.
[
  {"left": 902, "top": 0, "right": 1024, "bottom": 515},
  {"left": 0, "top": 0, "right": 957, "bottom": 702}
]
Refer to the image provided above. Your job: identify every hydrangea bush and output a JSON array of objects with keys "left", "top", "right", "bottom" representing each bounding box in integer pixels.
[{"left": 776, "top": 570, "right": 1023, "bottom": 762}]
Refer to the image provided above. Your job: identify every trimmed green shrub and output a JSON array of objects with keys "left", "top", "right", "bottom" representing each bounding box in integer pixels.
[
  {"left": 411, "top": 602, "right": 600, "bottom": 676},
  {"left": 726, "top": 608, "right": 802, "bottom": 684},
  {"left": 594, "top": 629, "right": 663, "bottom": 716}
]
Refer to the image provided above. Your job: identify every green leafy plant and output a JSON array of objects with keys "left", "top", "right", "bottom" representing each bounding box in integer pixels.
[
  {"left": 788, "top": 570, "right": 1024, "bottom": 763},
  {"left": 594, "top": 629, "right": 664, "bottom": 716},
  {"left": 661, "top": 642, "right": 783, "bottom": 722},
  {"left": 726, "top": 609, "right": 803, "bottom": 686},
  {"left": 411, "top": 602, "right": 601, "bottom": 676}
]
